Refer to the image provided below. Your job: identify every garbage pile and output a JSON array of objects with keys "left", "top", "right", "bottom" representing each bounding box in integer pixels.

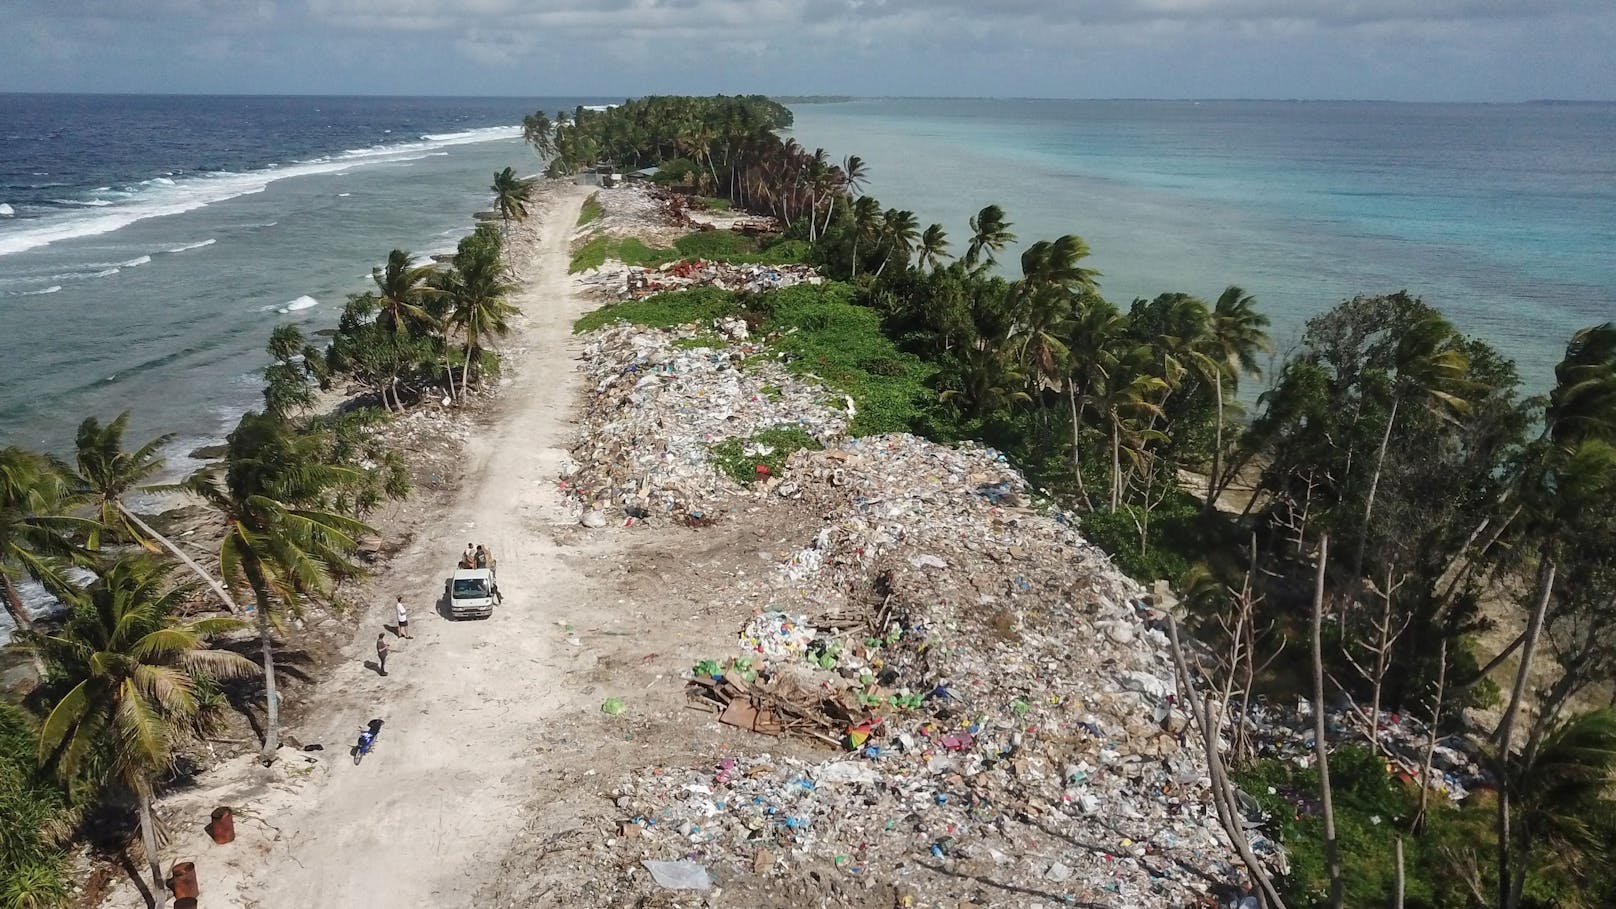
[
  {"left": 564, "top": 323, "right": 849, "bottom": 524},
  {"left": 622, "top": 260, "right": 823, "bottom": 300},
  {"left": 1239, "top": 699, "right": 1486, "bottom": 802},
  {"left": 586, "top": 437, "right": 1251, "bottom": 903}
]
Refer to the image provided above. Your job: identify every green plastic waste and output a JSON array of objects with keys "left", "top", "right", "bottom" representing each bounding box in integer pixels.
[{"left": 601, "top": 697, "right": 627, "bottom": 716}]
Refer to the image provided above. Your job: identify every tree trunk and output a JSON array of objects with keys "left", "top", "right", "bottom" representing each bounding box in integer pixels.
[
  {"left": 119, "top": 505, "right": 240, "bottom": 615},
  {"left": 1206, "top": 377, "right": 1225, "bottom": 512},
  {"left": 1495, "top": 557, "right": 1554, "bottom": 909},
  {"left": 1310, "top": 534, "right": 1344, "bottom": 909},
  {"left": 1395, "top": 837, "right": 1406, "bottom": 909},
  {"left": 1110, "top": 412, "right": 1123, "bottom": 510},
  {"left": 1354, "top": 394, "right": 1401, "bottom": 580},
  {"left": 138, "top": 790, "right": 166, "bottom": 905},
  {"left": 444, "top": 363, "right": 458, "bottom": 404},
  {"left": 1415, "top": 637, "right": 1447, "bottom": 830},
  {"left": 1166, "top": 616, "right": 1291, "bottom": 909},
  {"left": 247, "top": 562, "right": 282, "bottom": 760},
  {"left": 461, "top": 344, "right": 475, "bottom": 403},
  {"left": 850, "top": 235, "right": 860, "bottom": 278},
  {"left": 1, "top": 571, "right": 49, "bottom": 676},
  {"left": 1068, "top": 381, "right": 1093, "bottom": 511}
]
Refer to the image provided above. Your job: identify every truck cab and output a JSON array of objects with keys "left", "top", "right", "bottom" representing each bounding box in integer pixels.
[{"left": 446, "top": 568, "right": 496, "bottom": 619}]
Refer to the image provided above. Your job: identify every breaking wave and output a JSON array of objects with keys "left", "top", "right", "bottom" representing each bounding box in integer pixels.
[{"left": 0, "top": 125, "right": 520, "bottom": 258}]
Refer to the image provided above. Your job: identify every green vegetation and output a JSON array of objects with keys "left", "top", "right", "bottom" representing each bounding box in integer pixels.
[
  {"left": 0, "top": 701, "right": 73, "bottom": 909},
  {"left": 544, "top": 95, "right": 1616, "bottom": 909},
  {"left": 570, "top": 230, "right": 809, "bottom": 273},
  {"left": 711, "top": 426, "right": 822, "bottom": 484},
  {"left": 577, "top": 191, "right": 602, "bottom": 226},
  {"left": 697, "top": 196, "right": 732, "bottom": 211},
  {"left": 575, "top": 283, "right": 932, "bottom": 436}
]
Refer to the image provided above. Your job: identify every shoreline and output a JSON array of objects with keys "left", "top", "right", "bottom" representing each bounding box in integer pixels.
[{"left": 92, "top": 177, "right": 603, "bottom": 907}]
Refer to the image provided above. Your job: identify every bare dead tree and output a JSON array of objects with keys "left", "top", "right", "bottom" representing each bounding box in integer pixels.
[
  {"left": 1273, "top": 467, "right": 1326, "bottom": 555},
  {"left": 1310, "top": 533, "right": 1344, "bottom": 909},
  {"left": 1337, "top": 563, "right": 1413, "bottom": 758},
  {"left": 1395, "top": 837, "right": 1407, "bottom": 909},
  {"left": 1166, "top": 615, "right": 1290, "bottom": 909},
  {"left": 1496, "top": 559, "right": 1556, "bottom": 909}
]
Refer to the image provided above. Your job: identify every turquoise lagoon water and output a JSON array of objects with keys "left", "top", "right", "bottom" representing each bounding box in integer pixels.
[{"left": 787, "top": 99, "right": 1616, "bottom": 392}]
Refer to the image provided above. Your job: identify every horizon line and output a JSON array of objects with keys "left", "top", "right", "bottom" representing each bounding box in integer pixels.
[{"left": 2, "top": 91, "right": 1613, "bottom": 105}]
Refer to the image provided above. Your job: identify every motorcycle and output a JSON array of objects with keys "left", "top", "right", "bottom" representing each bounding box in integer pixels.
[{"left": 353, "top": 719, "right": 384, "bottom": 765}]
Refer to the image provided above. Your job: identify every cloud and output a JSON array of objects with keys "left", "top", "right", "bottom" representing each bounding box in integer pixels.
[{"left": 2, "top": 0, "right": 1612, "bottom": 98}]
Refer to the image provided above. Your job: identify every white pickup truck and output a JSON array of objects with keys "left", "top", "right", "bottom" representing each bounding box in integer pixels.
[{"left": 445, "top": 568, "right": 497, "bottom": 619}]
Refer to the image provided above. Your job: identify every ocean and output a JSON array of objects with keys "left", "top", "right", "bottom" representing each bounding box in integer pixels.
[
  {"left": 3, "top": 95, "right": 1614, "bottom": 636},
  {"left": 786, "top": 99, "right": 1616, "bottom": 393},
  {"left": 0, "top": 93, "right": 603, "bottom": 637}
]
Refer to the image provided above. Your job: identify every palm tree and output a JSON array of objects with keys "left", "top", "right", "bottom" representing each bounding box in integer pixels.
[
  {"left": 917, "top": 224, "right": 950, "bottom": 271},
  {"left": 1543, "top": 322, "right": 1616, "bottom": 448},
  {"left": 1497, "top": 707, "right": 1616, "bottom": 909},
  {"left": 940, "top": 346, "right": 1032, "bottom": 419},
  {"left": 1063, "top": 298, "right": 1126, "bottom": 509},
  {"left": 841, "top": 154, "right": 868, "bottom": 196},
  {"left": 1092, "top": 345, "right": 1169, "bottom": 510},
  {"left": 849, "top": 197, "right": 883, "bottom": 278},
  {"left": 69, "top": 412, "right": 241, "bottom": 615},
  {"left": 1196, "top": 286, "right": 1272, "bottom": 511},
  {"left": 965, "top": 204, "right": 1016, "bottom": 269},
  {"left": 1, "top": 449, "right": 91, "bottom": 673},
  {"left": 875, "top": 209, "right": 920, "bottom": 277},
  {"left": 184, "top": 413, "right": 372, "bottom": 758},
  {"left": 35, "top": 556, "right": 255, "bottom": 900},
  {"left": 522, "top": 111, "right": 555, "bottom": 159},
  {"left": 371, "top": 250, "right": 444, "bottom": 342},
  {"left": 443, "top": 228, "right": 519, "bottom": 402},
  {"left": 490, "top": 167, "right": 535, "bottom": 237},
  {"left": 1355, "top": 310, "right": 1474, "bottom": 577}
]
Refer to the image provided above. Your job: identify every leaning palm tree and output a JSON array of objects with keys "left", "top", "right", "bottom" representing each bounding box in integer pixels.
[
  {"left": 965, "top": 204, "right": 1016, "bottom": 269},
  {"left": 1195, "top": 286, "right": 1272, "bottom": 511},
  {"left": 848, "top": 196, "right": 883, "bottom": 278},
  {"left": 1354, "top": 310, "right": 1475, "bottom": 576},
  {"left": 371, "top": 250, "right": 444, "bottom": 342},
  {"left": 874, "top": 209, "right": 920, "bottom": 277},
  {"left": 184, "top": 412, "right": 372, "bottom": 758},
  {"left": 1, "top": 449, "right": 92, "bottom": 674},
  {"left": 490, "top": 167, "right": 535, "bottom": 237},
  {"left": 1497, "top": 707, "right": 1616, "bottom": 909},
  {"left": 443, "top": 228, "right": 519, "bottom": 402},
  {"left": 69, "top": 412, "right": 240, "bottom": 615},
  {"left": 1543, "top": 321, "right": 1616, "bottom": 448},
  {"left": 917, "top": 224, "right": 950, "bottom": 272},
  {"left": 35, "top": 556, "right": 255, "bottom": 900}
]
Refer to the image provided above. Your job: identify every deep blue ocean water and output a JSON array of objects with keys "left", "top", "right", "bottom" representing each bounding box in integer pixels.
[
  {"left": 788, "top": 99, "right": 1616, "bottom": 392},
  {"left": 0, "top": 94, "right": 605, "bottom": 635}
]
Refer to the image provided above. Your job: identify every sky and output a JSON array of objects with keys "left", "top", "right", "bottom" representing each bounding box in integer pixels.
[{"left": 5, "top": 0, "right": 1616, "bottom": 101}]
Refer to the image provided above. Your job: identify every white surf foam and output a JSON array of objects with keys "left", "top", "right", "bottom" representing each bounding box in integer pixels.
[
  {"left": 337, "top": 192, "right": 351, "bottom": 197},
  {"left": 0, "top": 125, "right": 521, "bottom": 258},
  {"left": 53, "top": 198, "right": 116, "bottom": 207},
  {"left": 277, "top": 295, "right": 319, "bottom": 313},
  {"left": 120, "top": 254, "right": 151, "bottom": 268},
  {"left": 0, "top": 203, "right": 13, "bottom": 217},
  {"left": 17, "top": 284, "right": 63, "bottom": 295},
  {"left": 166, "top": 238, "right": 216, "bottom": 253}
]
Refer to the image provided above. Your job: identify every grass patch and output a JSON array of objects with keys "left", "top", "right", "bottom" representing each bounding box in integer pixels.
[
  {"left": 571, "top": 231, "right": 811, "bottom": 273},
  {"left": 697, "top": 196, "right": 733, "bottom": 210},
  {"left": 757, "top": 283, "right": 935, "bottom": 435},
  {"left": 569, "top": 234, "right": 613, "bottom": 273},
  {"left": 711, "top": 425, "right": 822, "bottom": 484},
  {"left": 577, "top": 192, "right": 602, "bottom": 226},
  {"left": 575, "top": 282, "right": 934, "bottom": 437},
  {"left": 574, "top": 287, "right": 738, "bottom": 333}
]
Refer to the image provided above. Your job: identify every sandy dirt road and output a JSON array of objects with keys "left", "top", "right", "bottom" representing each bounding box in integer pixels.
[{"left": 104, "top": 184, "right": 602, "bottom": 908}]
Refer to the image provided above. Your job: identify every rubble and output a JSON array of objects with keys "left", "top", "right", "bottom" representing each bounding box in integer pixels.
[
  {"left": 555, "top": 318, "right": 1261, "bottom": 906},
  {"left": 563, "top": 323, "right": 848, "bottom": 523}
]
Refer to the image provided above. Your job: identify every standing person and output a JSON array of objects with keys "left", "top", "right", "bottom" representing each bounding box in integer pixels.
[
  {"left": 461, "top": 542, "right": 476, "bottom": 568},
  {"left": 474, "top": 544, "right": 488, "bottom": 569},
  {"left": 395, "top": 595, "right": 413, "bottom": 639},
  {"left": 375, "top": 633, "right": 390, "bottom": 675}
]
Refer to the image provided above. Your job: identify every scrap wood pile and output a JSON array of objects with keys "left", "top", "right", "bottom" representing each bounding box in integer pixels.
[{"left": 563, "top": 323, "right": 848, "bottom": 525}]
